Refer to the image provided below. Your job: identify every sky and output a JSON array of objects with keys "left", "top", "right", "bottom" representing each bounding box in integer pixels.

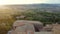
[{"left": 0, "top": 0, "right": 60, "bottom": 5}]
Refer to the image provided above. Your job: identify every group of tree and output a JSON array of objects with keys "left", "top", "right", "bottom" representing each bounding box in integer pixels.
[{"left": 12, "top": 9, "right": 60, "bottom": 24}]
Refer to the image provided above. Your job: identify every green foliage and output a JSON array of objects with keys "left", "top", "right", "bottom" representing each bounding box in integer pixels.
[
  {"left": 0, "top": 9, "right": 60, "bottom": 34},
  {"left": 21, "top": 9, "right": 60, "bottom": 24}
]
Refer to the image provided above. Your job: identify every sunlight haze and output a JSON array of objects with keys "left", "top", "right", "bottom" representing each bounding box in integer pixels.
[{"left": 0, "top": 0, "right": 60, "bottom": 5}]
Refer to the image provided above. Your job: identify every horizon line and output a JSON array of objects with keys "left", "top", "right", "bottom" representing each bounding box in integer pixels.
[{"left": 1, "top": 3, "right": 60, "bottom": 5}]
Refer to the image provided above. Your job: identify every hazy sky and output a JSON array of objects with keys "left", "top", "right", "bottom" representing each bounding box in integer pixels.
[{"left": 0, "top": 0, "right": 60, "bottom": 5}]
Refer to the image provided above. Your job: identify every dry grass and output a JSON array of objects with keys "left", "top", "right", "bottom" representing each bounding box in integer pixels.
[{"left": 52, "top": 24, "right": 60, "bottom": 34}]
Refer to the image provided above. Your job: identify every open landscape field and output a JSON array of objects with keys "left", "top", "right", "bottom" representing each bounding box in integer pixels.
[{"left": 0, "top": 4, "right": 60, "bottom": 34}]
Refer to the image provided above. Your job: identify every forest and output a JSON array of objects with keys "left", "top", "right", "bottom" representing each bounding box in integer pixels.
[{"left": 0, "top": 8, "right": 60, "bottom": 34}]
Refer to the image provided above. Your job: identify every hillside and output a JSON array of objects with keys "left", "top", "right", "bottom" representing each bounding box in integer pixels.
[{"left": 0, "top": 4, "right": 60, "bottom": 34}]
